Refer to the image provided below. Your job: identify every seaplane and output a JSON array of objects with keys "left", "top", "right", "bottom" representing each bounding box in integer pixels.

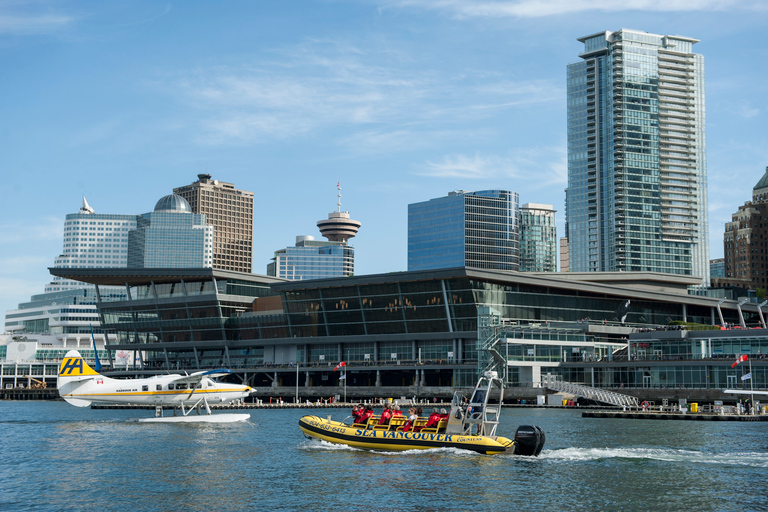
[{"left": 57, "top": 350, "right": 254, "bottom": 423}]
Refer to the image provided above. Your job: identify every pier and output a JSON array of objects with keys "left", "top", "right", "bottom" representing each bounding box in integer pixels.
[{"left": 582, "top": 410, "right": 768, "bottom": 421}]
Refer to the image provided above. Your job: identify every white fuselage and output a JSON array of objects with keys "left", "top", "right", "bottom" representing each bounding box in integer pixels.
[{"left": 59, "top": 374, "right": 251, "bottom": 407}]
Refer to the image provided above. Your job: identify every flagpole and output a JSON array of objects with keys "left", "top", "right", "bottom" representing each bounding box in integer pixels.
[{"left": 344, "top": 366, "right": 347, "bottom": 404}]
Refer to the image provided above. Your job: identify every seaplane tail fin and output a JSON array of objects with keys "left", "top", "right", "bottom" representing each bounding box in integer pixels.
[{"left": 57, "top": 350, "right": 100, "bottom": 407}]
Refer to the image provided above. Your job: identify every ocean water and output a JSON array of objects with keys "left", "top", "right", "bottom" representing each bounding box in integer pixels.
[{"left": 1, "top": 402, "right": 766, "bottom": 512}]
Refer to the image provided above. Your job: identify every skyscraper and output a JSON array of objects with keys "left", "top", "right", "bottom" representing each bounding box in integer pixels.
[
  {"left": 127, "top": 194, "right": 213, "bottom": 268},
  {"left": 46, "top": 197, "right": 137, "bottom": 293},
  {"left": 174, "top": 174, "right": 254, "bottom": 273},
  {"left": 519, "top": 203, "right": 557, "bottom": 272},
  {"left": 408, "top": 190, "right": 519, "bottom": 272},
  {"left": 720, "top": 166, "right": 768, "bottom": 289},
  {"left": 566, "top": 29, "right": 709, "bottom": 285}
]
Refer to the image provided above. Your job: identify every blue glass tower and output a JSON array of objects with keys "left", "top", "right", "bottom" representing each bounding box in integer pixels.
[
  {"left": 127, "top": 195, "right": 213, "bottom": 268},
  {"left": 408, "top": 190, "right": 520, "bottom": 271},
  {"left": 566, "top": 29, "right": 709, "bottom": 284}
]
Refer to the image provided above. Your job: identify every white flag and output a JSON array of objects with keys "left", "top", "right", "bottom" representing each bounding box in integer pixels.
[
  {"left": 339, "top": 374, "right": 347, "bottom": 380},
  {"left": 741, "top": 373, "right": 752, "bottom": 381}
]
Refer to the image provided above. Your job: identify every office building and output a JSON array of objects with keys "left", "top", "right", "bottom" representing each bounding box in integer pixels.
[
  {"left": 519, "top": 203, "right": 557, "bottom": 272},
  {"left": 127, "top": 194, "right": 213, "bottom": 268},
  {"left": 174, "top": 174, "right": 254, "bottom": 273},
  {"left": 408, "top": 190, "right": 520, "bottom": 271},
  {"left": 566, "top": 29, "right": 709, "bottom": 285},
  {"left": 46, "top": 197, "right": 136, "bottom": 293},
  {"left": 268, "top": 236, "right": 355, "bottom": 280},
  {"left": 720, "top": 166, "right": 768, "bottom": 289},
  {"left": 710, "top": 258, "right": 725, "bottom": 280}
]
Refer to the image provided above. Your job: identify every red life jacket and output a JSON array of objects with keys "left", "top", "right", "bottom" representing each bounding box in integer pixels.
[
  {"left": 425, "top": 413, "right": 441, "bottom": 428},
  {"left": 379, "top": 409, "right": 392, "bottom": 425}
]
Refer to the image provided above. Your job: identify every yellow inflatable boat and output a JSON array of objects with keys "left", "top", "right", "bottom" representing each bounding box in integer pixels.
[{"left": 299, "top": 372, "right": 545, "bottom": 456}]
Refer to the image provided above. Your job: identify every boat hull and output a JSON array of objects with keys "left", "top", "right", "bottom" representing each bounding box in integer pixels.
[{"left": 299, "top": 415, "right": 513, "bottom": 455}]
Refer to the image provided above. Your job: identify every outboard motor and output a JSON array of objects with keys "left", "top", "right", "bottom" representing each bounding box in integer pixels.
[{"left": 513, "top": 425, "right": 545, "bottom": 456}]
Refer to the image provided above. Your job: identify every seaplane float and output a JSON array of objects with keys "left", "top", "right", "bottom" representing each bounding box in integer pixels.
[
  {"left": 299, "top": 371, "right": 545, "bottom": 456},
  {"left": 57, "top": 350, "right": 254, "bottom": 423}
]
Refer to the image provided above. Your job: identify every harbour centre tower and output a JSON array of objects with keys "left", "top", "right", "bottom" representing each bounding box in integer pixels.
[{"left": 566, "top": 29, "right": 709, "bottom": 285}]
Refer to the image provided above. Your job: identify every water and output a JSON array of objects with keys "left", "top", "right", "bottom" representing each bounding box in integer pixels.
[{"left": 1, "top": 402, "right": 767, "bottom": 512}]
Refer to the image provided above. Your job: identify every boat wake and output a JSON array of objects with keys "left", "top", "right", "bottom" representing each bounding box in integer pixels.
[{"left": 542, "top": 446, "right": 768, "bottom": 467}]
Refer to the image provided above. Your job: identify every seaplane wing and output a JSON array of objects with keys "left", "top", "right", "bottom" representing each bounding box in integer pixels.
[
  {"left": 57, "top": 350, "right": 253, "bottom": 420},
  {"left": 170, "top": 369, "right": 233, "bottom": 385}
]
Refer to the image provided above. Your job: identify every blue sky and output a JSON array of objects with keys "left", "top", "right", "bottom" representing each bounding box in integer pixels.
[{"left": 1, "top": 0, "right": 767, "bottom": 327}]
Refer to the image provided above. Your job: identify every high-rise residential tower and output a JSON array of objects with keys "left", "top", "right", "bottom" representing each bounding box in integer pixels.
[
  {"left": 174, "top": 174, "right": 254, "bottom": 273},
  {"left": 566, "top": 29, "right": 709, "bottom": 285},
  {"left": 519, "top": 203, "right": 557, "bottom": 272},
  {"left": 408, "top": 190, "right": 519, "bottom": 272}
]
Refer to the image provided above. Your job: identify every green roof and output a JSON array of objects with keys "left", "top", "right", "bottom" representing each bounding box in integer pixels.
[{"left": 754, "top": 167, "right": 768, "bottom": 190}]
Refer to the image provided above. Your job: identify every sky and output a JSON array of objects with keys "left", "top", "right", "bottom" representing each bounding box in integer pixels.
[{"left": 1, "top": 0, "right": 767, "bottom": 328}]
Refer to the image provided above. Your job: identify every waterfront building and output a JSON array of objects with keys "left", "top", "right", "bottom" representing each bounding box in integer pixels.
[
  {"left": 519, "top": 203, "right": 557, "bottom": 272},
  {"left": 46, "top": 197, "right": 136, "bottom": 293},
  {"left": 566, "top": 29, "right": 709, "bottom": 285},
  {"left": 174, "top": 174, "right": 254, "bottom": 273},
  {"left": 267, "top": 236, "right": 355, "bottom": 280},
  {"left": 408, "top": 190, "right": 520, "bottom": 272},
  {"left": 719, "top": 167, "right": 768, "bottom": 290},
  {"left": 127, "top": 194, "right": 213, "bottom": 268},
  {"left": 46, "top": 266, "right": 767, "bottom": 402}
]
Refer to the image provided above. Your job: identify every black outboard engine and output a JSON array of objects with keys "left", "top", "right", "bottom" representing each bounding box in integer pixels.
[{"left": 513, "top": 425, "right": 545, "bottom": 456}]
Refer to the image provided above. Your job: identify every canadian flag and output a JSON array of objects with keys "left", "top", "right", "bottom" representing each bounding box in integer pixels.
[
  {"left": 731, "top": 354, "right": 749, "bottom": 368},
  {"left": 334, "top": 361, "right": 346, "bottom": 371}
]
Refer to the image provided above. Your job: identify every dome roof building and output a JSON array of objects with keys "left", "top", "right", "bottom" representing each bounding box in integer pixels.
[{"left": 154, "top": 194, "right": 192, "bottom": 213}]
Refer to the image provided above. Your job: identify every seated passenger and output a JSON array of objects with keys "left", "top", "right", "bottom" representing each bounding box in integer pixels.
[
  {"left": 392, "top": 405, "right": 404, "bottom": 417},
  {"left": 420, "top": 408, "right": 442, "bottom": 430},
  {"left": 439, "top": 408, "right": 449, "bottom": 421},
  {"left": 360, "top": 405, "right": 375, "bottom": 423},
  {"left": 378, "top": 404, "right": 393, "bottom": 425},
  {"left": 352, "top": 404, "right": 365, "bottom": 423},
  {"left": 402, "top": 407, "right": 418, "bottom": 432}
]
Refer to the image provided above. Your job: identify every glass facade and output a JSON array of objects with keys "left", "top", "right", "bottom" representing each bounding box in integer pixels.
[
  {"left": 519, "top": 203, "right": 557, "bottom": 272},
  {"left": 127, "top": 203, "right": 213, "bottom": 268},
  {"left": 567, "top": 29, "right": 709, "bottom": 284},
  {"left": 408, "top": 190, "right": 520, "bottom": 271},
  {"left": 268, "top": 238, "right": 354, "bottom": 280}
]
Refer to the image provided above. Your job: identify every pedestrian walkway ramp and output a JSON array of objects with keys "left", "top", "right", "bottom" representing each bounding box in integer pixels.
[{"left": 542, "top": 376, "right": 639, "bottom": 408}]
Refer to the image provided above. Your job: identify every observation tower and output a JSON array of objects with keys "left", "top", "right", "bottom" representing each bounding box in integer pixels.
[{"left": 317, "top": 183, "right": 361, "bottom": 242}]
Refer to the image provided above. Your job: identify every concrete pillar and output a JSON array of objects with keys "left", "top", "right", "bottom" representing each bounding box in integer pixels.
[{"left": 375, "top": 370, "right": 381, "bottom": 387}]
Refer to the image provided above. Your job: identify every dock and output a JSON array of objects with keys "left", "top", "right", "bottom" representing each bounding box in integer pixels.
[{"left": 582, "top": 410, "right": 768, "bottom": 421}]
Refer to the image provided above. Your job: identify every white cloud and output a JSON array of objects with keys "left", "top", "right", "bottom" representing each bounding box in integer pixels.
[
  {"left": 0, "top": 1, "right": 74, "bottom": 35},
  {"left": 381, "top": 0, "right": 765, "bottom": 18},
  {"left": 419, "top": 146, "right": 567, "bottom": 186},
  {"left": 158, "top": 39, "right": 562, "bottom": 147}
]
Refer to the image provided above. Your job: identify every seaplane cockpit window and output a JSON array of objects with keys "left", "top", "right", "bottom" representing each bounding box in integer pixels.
[
  {"left": 177, "top": 383, "right": 187, "bottom": 390},
  {"left": 142, "top": 385, "right": 148, "bottom": 392},
  {"left": 156, "top": 385, "right": 162, "bottom": 391},
  {"left": 168, "top": 384, "right": 175, "bottom": 390},
  {"left": 196, "top": 383, "right": 203, "bottom": 389}
]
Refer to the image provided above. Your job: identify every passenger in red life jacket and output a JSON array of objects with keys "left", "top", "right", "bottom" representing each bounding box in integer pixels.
[
  {"left": 392, "top": 405, "right": 404, "bottom": 417},
  {"left": 360, "top": 405, "right": 375, "bottom": 424},
  {"left": 352, "top": 404, "right": 365, "bottom": 423},
  {"left": 418, "top": 408, "right": 442, "bottom": 431},
  {"left": 439, "top": 408, "right": 449, "bottom": 421},
  {"left": 403, "top": 406, "right": 422, "bottom": 432},
  {"left": 378, "top": 403, "right": 393, "bottom": 425}
]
